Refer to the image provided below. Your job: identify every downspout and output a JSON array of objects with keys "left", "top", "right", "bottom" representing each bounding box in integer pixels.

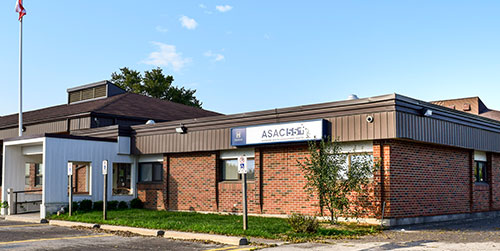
[
  {"left": 379, "top": 142, "right": 386, "bottom": 226},
  {"left": 488, "top": 152, "right": 493, "bottom": 211},
  {"left": 469, "top": 150, "right": 474, "bottom": 212}
]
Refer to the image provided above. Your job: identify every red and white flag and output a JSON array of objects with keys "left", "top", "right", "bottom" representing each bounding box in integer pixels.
[{"left": 15, "top": 0, "right": 26, "bottom": 21}]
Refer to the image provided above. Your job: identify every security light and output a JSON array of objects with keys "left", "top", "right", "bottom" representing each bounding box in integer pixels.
[
  {"left": 176, "top": 125, "right": 187, "bottom": 134},
  {"left": 422, "top": 108, "right": 433, "bottom": 117}
]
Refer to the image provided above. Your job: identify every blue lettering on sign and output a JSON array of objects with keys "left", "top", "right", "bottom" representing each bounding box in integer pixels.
[
  {"left": 231, "top": 119, "right": 328, "bottom": 146},
  {"left": 260, "top": 126, "right": 306, "bottom": 139}
]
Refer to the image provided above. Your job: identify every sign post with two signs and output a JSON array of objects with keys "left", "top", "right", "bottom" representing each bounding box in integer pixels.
[
  {"left": 67, "top": 163, "right": 73, "bottom": 216},
  {"left": 102, "top": 160, "right": 108, "bottom": 220},
  {"left": 238, "top": 155, "right": 248, "bottom": 230}
]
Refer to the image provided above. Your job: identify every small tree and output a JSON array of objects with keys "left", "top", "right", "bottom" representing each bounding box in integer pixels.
[{"left": 299, "top": 138, "right": 375, "bottom": 224}]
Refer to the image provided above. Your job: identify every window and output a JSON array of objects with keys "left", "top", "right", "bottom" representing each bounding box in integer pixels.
[
  {"left": 138, "top": 162, "right": 163, "bottom": 182},
  {"left": 474, "top": 151, "right": 488, "bottom": 183},
  {"left": 221, "top": 158, "right": 255, "bottom": 181},
  {"left": 25, "top": 163, "right": 43, "bottom": 188},
  {"left": 474, "top": 161, "right": 487, "bottom": 183},
  {"left": 25, "top": 163, "right": 30, "bottom": 187},
  {"left": 35, "top": 164, "right": 43, "bottom": 187},
  {"left": 72, "top": 162, "right": 90, "bottom": 194},
  {"left": 339, "top": 153, "right": 374, "bottom": 180},
  {"left": 113, "top": 163, "right": 132, "bottom": 195}
]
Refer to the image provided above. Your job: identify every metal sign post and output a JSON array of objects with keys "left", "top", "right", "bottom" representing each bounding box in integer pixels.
[
  {"left": 238, "top": 155, "right": 248, "bottom": 230},
  {"left": 102, "top": 160, "right": 108, "bottom": 220},
  {"left": 67, "top": 163, "right": 73, "bottom": 217}
]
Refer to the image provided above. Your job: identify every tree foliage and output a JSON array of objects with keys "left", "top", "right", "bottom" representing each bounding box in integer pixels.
[
  {"left": 299, "top": 138, "right": 376, "bottom": 224},
  {"left": 110, "top": 67, "right": 202, "bottom": 108}
]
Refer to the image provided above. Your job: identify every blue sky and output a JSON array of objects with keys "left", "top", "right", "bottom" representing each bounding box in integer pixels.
[{"left": 1, "top": 1, "right": 500, "bottom": 116}]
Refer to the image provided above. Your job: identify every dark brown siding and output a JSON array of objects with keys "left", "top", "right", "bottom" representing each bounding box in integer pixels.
[
  {"left": 0, "top": 120, "right": 72, "bottom": 140},
  {"left": 69, "top": 117, "right": 91, "bottom": 131},
  {"left": 133, "top": 111, "right": 396, "bottom": 154},
  {"left": 396, "top": 112, "right": 500, "bottom": 153}
]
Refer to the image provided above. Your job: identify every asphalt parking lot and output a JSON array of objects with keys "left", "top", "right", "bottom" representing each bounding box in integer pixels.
[
  {"left": 264, "top": 217, "right": 500, "bottom": 251},
  {"left": 0, "top": 219, "right": 253, "bottom": 251}
]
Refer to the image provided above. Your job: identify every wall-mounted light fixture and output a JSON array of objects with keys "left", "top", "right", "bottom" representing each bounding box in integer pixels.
[
  {"left": 175, "top": 124, "right": 187, "bottom": 134},
  {"left": 421, "top": 108, "right": 433, "bottom": 117},
  {"left": 366, "top": 115, "right": 374, "bottom": 123}
]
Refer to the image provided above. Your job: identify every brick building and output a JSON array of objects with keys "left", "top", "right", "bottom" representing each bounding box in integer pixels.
[{"left": 2, "top": 81, "right": 500, "bottom": 226}]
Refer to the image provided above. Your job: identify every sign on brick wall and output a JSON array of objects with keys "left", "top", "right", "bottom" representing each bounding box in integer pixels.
[{"left": 231, "top": 119, "right": 328, "bottom": 146}]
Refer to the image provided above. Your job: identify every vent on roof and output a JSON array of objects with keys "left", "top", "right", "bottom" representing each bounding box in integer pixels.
[
  {"left": 67, "top": 81, "right": 126, "bottom": 104},
  {"left": 463, "top": 103, "right": 471, "bottom": 111}
]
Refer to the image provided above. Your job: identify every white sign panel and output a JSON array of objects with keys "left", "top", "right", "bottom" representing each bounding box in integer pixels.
[
  {"left": 231, "top": 119, "right": 325, "bottom": 146},
  {"left": 238, "top": 155, "right": 248, "bottom": 174},
  {"left": 67, "top": 163, "right": 73, "bottom": 176},
  {"left": 102, "top": 160, "right": 108, "bottom": 175}
]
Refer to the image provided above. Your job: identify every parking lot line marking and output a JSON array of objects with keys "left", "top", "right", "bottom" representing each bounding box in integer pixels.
[
  {"left": 203, "top": 246, "right": 239, "bottom": 251},
  {"left": 0, "top": 234, "right": 114, "bottom": 245},
  {"left": 226, "top": 248, "right": 256, "bottom": 251},
  {"left": 0, "top": 224, "right": 45, "bottom": 228}
]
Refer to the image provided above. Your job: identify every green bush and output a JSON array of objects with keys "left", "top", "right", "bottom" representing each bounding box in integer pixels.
[
  {"left": 107, "top": 200, "right": 119, "bottom": 210},
  {"left": 79, "top": 200, "right": 93, "bottom": 211},
  {"left": 72, "top": 202, "right": 79, "bottom": 211},
  {"left": 287, "top": 213, "right": 319, "bottom": 233},
  {"left": 118, "top": 201, "right": 129, "bottom": 210},
  {"left": 93, "top": 201, "right": 103, "bottom": 211},
  {"left": 0, "top": 201, "right": 9, "bottom": 209},
  {"left": 130, "top": 198, "right": 144, "bottom": 209}
]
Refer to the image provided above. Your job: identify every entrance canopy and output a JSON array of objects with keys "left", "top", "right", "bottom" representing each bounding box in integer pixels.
[{"left": 1, "top": 134, "right": 134, "bottom": 219}]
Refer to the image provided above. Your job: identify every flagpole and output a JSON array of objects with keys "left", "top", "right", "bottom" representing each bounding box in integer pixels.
[{"left": 18, "top": 16, "right": 23, "bottom": 137}]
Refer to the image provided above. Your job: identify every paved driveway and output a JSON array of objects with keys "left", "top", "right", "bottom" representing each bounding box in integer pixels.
[
  {"left": 263, "top": 217, "right": 500, "bottom": 251},
  {"left": 0, "top": 219, "right": 252, "bottom": 251}
]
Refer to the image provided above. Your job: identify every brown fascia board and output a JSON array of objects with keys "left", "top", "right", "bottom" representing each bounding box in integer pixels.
[
  {"left": 130, "top": 93, "right": 399, "bottom": 136},
  {"left": 395, "top": 94, "right": 500, "bottom": 132},
  {"left": 90, "top": 112, "right": 168, "bottom": 123},
  {"left": 71, "top": 124, "right": 131, "bottom": 138},
  {"left": 0, "top": 112, "right": 92, "bottom": 130},
  {"left": 3, "top": 133, "right": 116, "bottom": 143}
]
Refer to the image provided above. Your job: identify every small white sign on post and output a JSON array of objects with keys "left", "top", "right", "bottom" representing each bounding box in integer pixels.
[
  {"left": 102, "top": 160, "right": 108, "bottom": 175},
  {"left": 67, "top": 163, "right": 73, "bottom": 176},
  {"left": 238, "top": 155, "right": 248, "bottom": 174}
]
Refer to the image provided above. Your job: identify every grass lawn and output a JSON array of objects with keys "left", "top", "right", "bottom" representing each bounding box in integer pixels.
[{"left": 49, "top": 209, "right": 380, "bottom": 241}]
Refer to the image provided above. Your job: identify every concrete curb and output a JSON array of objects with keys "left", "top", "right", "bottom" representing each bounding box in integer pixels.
[
  {"left": 161, "top": 230, "right": 247, "bottom": 245},
  {"left": 5, "top": 215, "right": 42, "bottom": 224},
  {"left": 48, "top": 220, "right": 252, "bottom": 246},
  {"left": 49, "top": 220, "right": 98, "bottom": 229}
]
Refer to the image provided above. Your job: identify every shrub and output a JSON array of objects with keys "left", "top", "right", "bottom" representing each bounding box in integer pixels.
[
  {"left": 93, "top": 201, "right": 103, "bottom": 211},
  {"left": 72, "top": 201, "right": 79, "bottom": 211},
  {"left": 130, "top": 198, "right": 144, "bottom": 209},
  {"left": 118, "top": 201, "right": 129, "bottom": 210},
  {"left": 287, "top": 213, "right": 319, "bottom": 233},
  {"left": 107, "top": 200, "right": 119, "bottom": 210},
  {"left": 79, "top": 200, "right": 93, "bottom": 211},
  {"left": 0, "top": 201, "right": 8, "bottom": 209}
]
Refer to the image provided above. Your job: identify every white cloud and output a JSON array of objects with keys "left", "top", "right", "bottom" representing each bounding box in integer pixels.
[
  {"left": 216, "top": 5, "right": 233, "bottom": 12},
  {"left": 179, "top": 15, "right": 198, "bottom": 30},
  {"left": 155, "top": 25, "right": 168, "bottom": 33},
  {"left": 143, "top": 42, "right": 191, "bottom": 71},
  {"left": 199, "top": 4, "right": 206, "bottom": 8},
  {"left": 204, "top": 50, "right": 225, "bottom": 62}
]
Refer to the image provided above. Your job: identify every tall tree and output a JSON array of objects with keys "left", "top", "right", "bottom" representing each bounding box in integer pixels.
[{"left": 110, "top": 67, "right": 203, "bottom": 108}]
